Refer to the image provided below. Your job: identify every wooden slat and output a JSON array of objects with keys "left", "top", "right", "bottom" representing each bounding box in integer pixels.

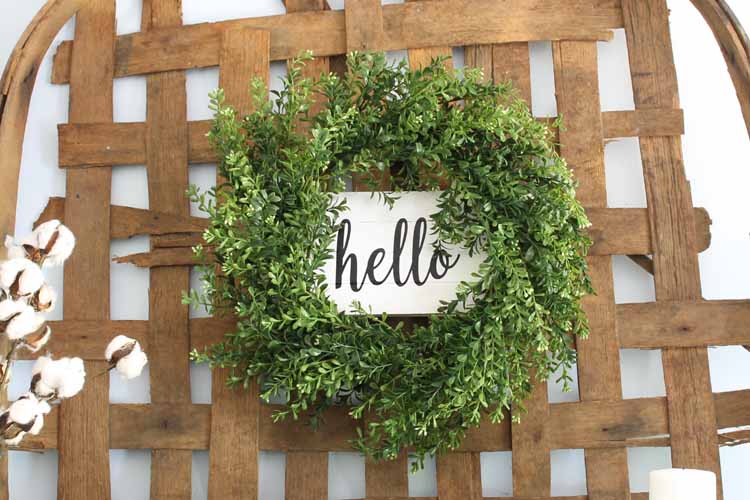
[
  {"left": 436, "top": 453, "right": 482, "bottom": 500},
  {"left": 478, "top": 41, "right": 552, "bottom": 497},
  {"left": 206, "top": 27, "right": 270, "bottom": 500},
  {"left": 36, "top": 197, "right": 208, "bottom": 238},
  {"left": 618, "top": 300, "right": 750, "bottom": 348},
  {"left": 345, "top": 0, "right": 384, "bottom": 52},
  {"left": 51, "top": 0, "right": 621, "bottom": 83},
  {"left": 553, "top": 40, "right": 630, "bottom": 500},
  {"left": 603, "top": 108, "right": 684, "bottom": 138},
  {"left": 26, "top": 299, "right": 750, "bottom": 363},
  {"left": 109, "top": 206, "right": 712, "bottom": 268},
  {"left": 56, "top": 109, "right": 684, "bottom": 168},
  {"left": 58, "top": 1, "right": 114, "bottom": 499},
  {"left": 286, "top": 452, "right": 328, "bottom": 500},
  {"left": 141, "top": 1, "right": 193, "bottom": 497},
  {"left": 284, "top": 1, "right": 332, "bottom": 497},
  {"left": 622, "top": 0, "right": 723, "bottom": 493},
  {"left": 15, "top": 389, "right": 750, "bottom": 452},
  {"left": 493, "top": 43, "right": 533, "bottom": 103}
]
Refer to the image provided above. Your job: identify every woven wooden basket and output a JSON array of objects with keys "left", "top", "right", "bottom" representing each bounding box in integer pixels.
[{"left": 0, "top": 1, "right": 749, "bottom": 499}]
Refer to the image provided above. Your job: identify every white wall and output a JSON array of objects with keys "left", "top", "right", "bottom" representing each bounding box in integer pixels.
[{"left": 0, "top": 0, "right": 748, "bottom": 498}]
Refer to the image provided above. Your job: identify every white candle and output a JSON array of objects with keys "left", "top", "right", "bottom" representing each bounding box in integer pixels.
[{"left": 649, "top": 468, "right": 716, "bottom": 500}]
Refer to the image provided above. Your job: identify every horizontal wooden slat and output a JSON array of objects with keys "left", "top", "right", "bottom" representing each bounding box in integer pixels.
[
  {"left": 51, "top": 0, "right": 621, "bottom": 83},
  {"left": 602, "top": 108, "right": 684, "bottom": 138},
  {"left": 36, "top": 197, "right": 207, "bottom": 238},
  {"left": 618, "top": 300, "right": 750, "bottom": 348},
  {"left": 16, "top": 389, "right": 750, "bottom": 452},
  {"left": 31, "top": 298, "right": 750, "bottom": 363},
  {"left": 57, "top": 110, "right": 683, "bottom": 168},
  {"left": 107, "top": 207, "right": 712, "bottom": 267},
  {"left": 17, "top": 317, "right": 234, "bottom": 360}
]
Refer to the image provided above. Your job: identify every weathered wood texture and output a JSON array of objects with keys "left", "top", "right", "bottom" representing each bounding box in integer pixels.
[
  {"left": 57, "top": 1, "right": 115, "bottom": 499},
  {"left": 141, "top": 1, "right": 194, "bottom": 497},
  {"left": 14, "top": 388, "right": 750, "bottom": 453},
  {"left": 554, "top": 39, "right": 630, "bottom": 500},
  {"left": 284, "top": 1, "right": 333, "bottom": 497},
  {"left": 0, "top": 0, "right": 747, "bottom": 497},
  {"left": 51, "top": 0, "right": 621, "bottom": 83},
  {"left": 204, "top": 27, "right": 269, "bottom": 500},
  {"left": 56, "top": 109, "right": 684, "bottom": 168},
  {"left": 623, "top": 1, "right": 723, "bottom": 496},
  {"left": 466, "top": 40, "right": 552, "bottom": 497}
]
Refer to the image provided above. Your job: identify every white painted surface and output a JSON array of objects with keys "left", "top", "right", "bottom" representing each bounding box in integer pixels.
[
  {"left": 0, "top": 0, "right": 748, "bottom": 498},
  {"left": 323, "top": 192, "right": 483, "bottom": 314}
]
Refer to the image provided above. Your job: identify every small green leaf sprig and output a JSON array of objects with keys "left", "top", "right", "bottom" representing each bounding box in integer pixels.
[{"left": 188, "top": 52, "right": 593, "bottom": 465}]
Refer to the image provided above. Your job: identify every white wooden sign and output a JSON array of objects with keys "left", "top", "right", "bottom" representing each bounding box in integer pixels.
[{"left": 322, "top": 191, "right": 483, "bottom": 315}]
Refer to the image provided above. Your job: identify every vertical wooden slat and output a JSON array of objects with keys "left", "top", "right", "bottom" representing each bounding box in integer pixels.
[
  {"left": 436, "top": 452, "right": 482, "bottom": 500},
  {"left": 553, "top": 40, "right": 630, "bottom": 500},
  {"left": 141, "top": 1, "right": 193, "bottom": 498},
  {"left": 492, "top": 43, "right": 532, "bottom": 104},
  {"left": 283, "top": 2, "right": 332, "bottom": 498},
  {"left": 465, "top": 45, "right": 493, "bottom": 83},
  {"left": 58, "top": 1, "right": 115, "bottom": 499},
  {"left": 207, "top": 28, "right": 270, "bottom": 500},
  {"left": 345, "top": 0, "right": 384, "bottom": 52},
  {"left": 286, "top": 452, "right": 328, "bottom": 500},
  {"left": 622, "top": 0, "right": 722, "bottom": 495},
  {"left": 484, "top": 42, "right": 553, "bottom": 497}
]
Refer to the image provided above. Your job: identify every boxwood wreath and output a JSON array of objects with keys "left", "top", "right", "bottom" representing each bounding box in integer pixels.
[{"left": 187, "top": 52, "right": 593, "bottom": 465}]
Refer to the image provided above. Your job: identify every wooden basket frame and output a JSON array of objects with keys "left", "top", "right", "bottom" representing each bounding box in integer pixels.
[{"left": 0, "top": 0, "right": 749, "bottom": 499}]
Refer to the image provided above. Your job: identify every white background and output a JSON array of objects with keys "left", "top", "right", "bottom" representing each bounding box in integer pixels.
[{"left": 1, "top": 0, "right": 749, "bottom": 498}]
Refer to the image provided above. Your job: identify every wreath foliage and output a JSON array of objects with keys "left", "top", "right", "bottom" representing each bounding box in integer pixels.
[{"left": 188, "top": 52, "right": 593, "bottom": 463}]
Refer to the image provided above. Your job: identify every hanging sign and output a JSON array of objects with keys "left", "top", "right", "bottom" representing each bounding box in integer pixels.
[{"left": 322, "top": 191, "right": 483, "bottom": 315}]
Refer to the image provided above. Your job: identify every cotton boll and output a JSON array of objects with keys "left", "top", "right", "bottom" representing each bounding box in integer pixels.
[
  {"left": 0, "top": 259, "right": 26, "bottom": 289},
  {"left": 0, "top": 299, "right": 26, "bottom": 321},
  {"left": 4, "top": 236, "right": 26, "bottom": 260},
  {"left": 4, "top": 431, "right": 26, "bottom": 446},
  {"left": 32, "top": 284, "right": 57, "bottom": 312},
  {"left": 5, "top": 306, "right": 45, "bottom": 340},
  {"left": 30, "top": 355, "right": 55, "bottom": 399},
  {"left": 105, "top": 335, "right": 148, "bottom": 379},
  {"left": 28, "top": 414, "right": 44, "bottom": 435},
  {"left": 8, "top": 395, "right": 39, "bottom": 426},
  {"left": 56, "top": 357, "right": 86, "bottom": 398},
  {"left": 30, "top": 221, "right": 60, "bottom": 250},
  {"left": 45, "top": 224, "right": 75, "bottom": 265},
  {"left": 34, "top": 356, "right": 86, "bottom": 400},
  {"left": 105, "top": 335, "right": 136, "bottom": 362},
  {"left": 0, "top": 258, "right": 44, "bottom": 296},
  {"left": 21, "top": 324, "right": 51, "bottom": 353},
  {"left": 30, "top": 221, "right": 75, "bottom": 266},
  {"left": 116, "top": 349, "right": 148, "bottom": 379}
]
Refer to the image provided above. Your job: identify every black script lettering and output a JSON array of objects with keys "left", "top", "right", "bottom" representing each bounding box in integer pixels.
[{"left": 334, "top": 217, "right": 461, "bottom": 291}]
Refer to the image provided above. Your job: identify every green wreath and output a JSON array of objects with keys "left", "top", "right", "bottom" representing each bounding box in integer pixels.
[{"left": 188, "top": 52, "right": 592, "bottom": 463}]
